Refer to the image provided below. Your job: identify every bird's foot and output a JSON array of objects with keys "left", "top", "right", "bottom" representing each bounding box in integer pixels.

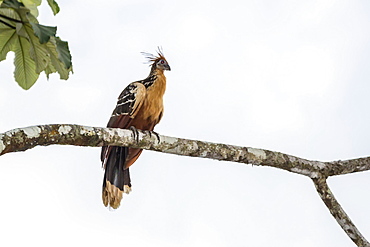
[
  {"left": 129, "top": 126, "right": 140, "bottom": 142},
  {"left": 152, "top": 131, "right": 160, "bottom": 144},
  {"left": 143, "top": 130, "right": 161, "bottom": 144}
]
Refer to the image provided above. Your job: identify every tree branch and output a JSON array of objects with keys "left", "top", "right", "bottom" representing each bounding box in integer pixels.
[
  {"left": 0, "top": 124, "right": 369, "bottom": 246},
  {"left": 313, "top": 178, "right": 370, "bottom": 247}
]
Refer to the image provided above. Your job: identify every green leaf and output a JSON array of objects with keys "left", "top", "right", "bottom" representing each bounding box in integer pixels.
[
  {"left": 13, "top": 35, "right": 39, "bottom": 89},
  {"left": 0, "top": 28, "right": 16, "bottom": 61},
  {"left": 20, "top": 0, "right": 41, "bottom": 17},
  {"left": 1, "top": 0, "right": 23, "bottom": 9},
  {"left": 45, "top": 36, "right": 72, "bottom": 79},
  {"left": 0, "top": 5, "right": 21, "bottom": 23},
  {"left": 0, "top": 10, "right": 17, "bottom": 30},
  {"left": 0, "top": 8, "right": 18, "bottom": 60},
  {"left": 55, "top": 37, "right": 71, "bottom": 69},
  {"left": 0, "top": 0, "right": 72, "bottom": 89},
  {"left": 30, "top": 22, "right": 56, "bottom": 44},
  {"left": 44, "top": 60, "right": 56, "bottom": 79},
  {"left": 26, "top": 27, "right": 49, "bottom": 73},
  {"left": 15, "top": 21, "right": 27, "bottom": 36},
  {"left": 20, "top": 0, "right": 41, "bottom": 6},
  {"left": 16, "top": 23, "right": 49, "bottom": 73},
  {"left": 47, "top": 0, "right": 59, "bottom": 15}
]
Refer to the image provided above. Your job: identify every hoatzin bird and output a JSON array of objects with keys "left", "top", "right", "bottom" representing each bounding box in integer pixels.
[{"left": 101, "top": 50, "right": 170, "bottom": 209}]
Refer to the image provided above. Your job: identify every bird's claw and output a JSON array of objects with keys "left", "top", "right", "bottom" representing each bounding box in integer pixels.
[
  {"left": 143, "top": 130, "right": 161, "bottom": 144},
  {"left": 129, "top": 126, "right": 140, "bottom": 142},
  {"left": 152, "top": 131, "right": 160, "bottom": 144}
]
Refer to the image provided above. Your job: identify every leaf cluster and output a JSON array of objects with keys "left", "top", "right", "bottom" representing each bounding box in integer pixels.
[{"left": 0, "top": 0, "right": 71, "bottom": 90}]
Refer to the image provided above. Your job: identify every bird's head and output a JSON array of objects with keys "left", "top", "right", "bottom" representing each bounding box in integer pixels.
[{"left": 142, "top": 48, "right": 171, "bottom": 71}]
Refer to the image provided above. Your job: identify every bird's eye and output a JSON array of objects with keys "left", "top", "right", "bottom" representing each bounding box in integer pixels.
[{"left": 160, "top": 60, "right": 165, "bottom": 64}]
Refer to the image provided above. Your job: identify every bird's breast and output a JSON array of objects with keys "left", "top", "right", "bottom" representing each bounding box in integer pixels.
[{"left": 132, "top": 74, "right": 166, "bottom": 129}]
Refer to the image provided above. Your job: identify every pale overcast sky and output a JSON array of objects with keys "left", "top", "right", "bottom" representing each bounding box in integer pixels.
[{"left": 1, "top": 0, "right": 370, "bottom": 246}]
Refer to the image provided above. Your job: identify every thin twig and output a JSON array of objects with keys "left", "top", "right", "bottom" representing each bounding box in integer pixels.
[
  {"left": 0, "top": 13, "right": 21, "bottom": 23},
  {"left": 0, "top": 18, "right": 15, "bottom": 29}
]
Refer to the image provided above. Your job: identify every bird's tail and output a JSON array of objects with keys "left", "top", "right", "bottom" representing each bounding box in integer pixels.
[{"left": 102, "top": 146, "right": 132, "bottom": 209}]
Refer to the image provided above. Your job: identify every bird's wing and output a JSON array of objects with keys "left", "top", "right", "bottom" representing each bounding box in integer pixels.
[
  {"left": 107, "top": 82, "right": 146, "bottom": 128},
  {"left": 101, "top": 82, "right": 146, "bottom": 164}
]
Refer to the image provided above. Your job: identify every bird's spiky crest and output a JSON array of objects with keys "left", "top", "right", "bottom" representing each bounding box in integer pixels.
[{"left": 141, "top": 47, "right": 166, "bottom": 65}]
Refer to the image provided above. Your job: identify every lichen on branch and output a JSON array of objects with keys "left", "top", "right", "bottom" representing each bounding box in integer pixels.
[{"left": 0, "top": 123, "right": 369, "bottom": 246}]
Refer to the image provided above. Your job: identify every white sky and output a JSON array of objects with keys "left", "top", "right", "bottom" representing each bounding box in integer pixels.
[{"left": 1, "top": 0, "right": 370, "bottom": 246}]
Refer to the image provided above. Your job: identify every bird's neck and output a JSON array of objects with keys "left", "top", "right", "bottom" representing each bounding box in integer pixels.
[
  {"left": 149, "top": 64, "right": 163, "bottom": 75},
  {"left": 147, "top": 68, "right": 165, "bottom": 84},
  {"left": 147, "top": 69, "right": 166, "bottom": 96}
]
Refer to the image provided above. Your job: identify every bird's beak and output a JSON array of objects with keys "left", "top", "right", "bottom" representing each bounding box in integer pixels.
[{"left": 165, "top": 65, "right": 171, "bottom": 71}]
